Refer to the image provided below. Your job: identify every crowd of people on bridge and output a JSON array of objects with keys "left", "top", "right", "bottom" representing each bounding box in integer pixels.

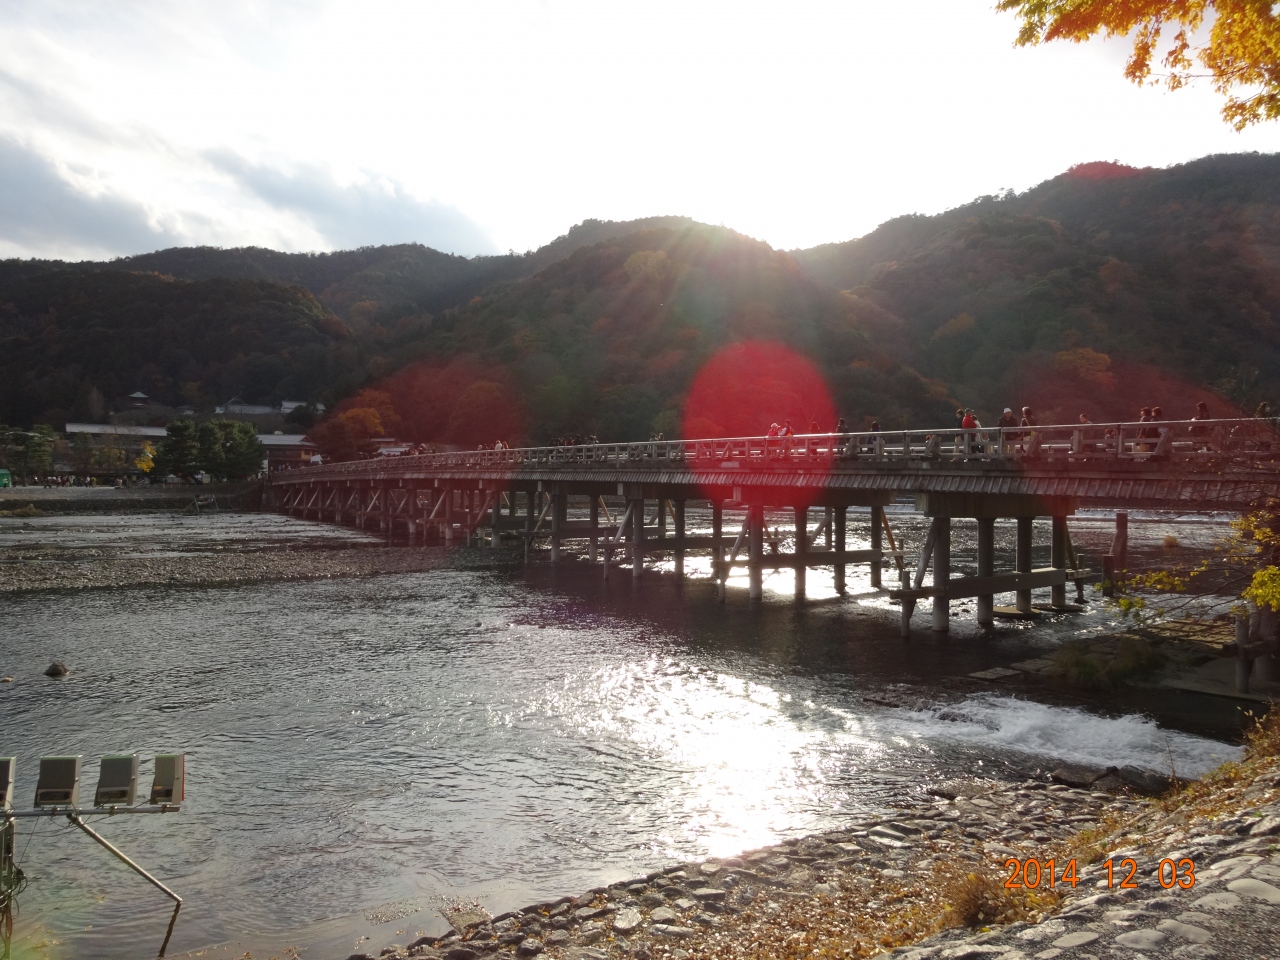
[{"left": 304, "top": 399, "right": 1276, "bottom": 467}]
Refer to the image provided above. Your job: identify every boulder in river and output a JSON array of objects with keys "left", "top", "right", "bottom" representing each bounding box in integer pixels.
[
  {"left": 1050, "top": 763, "right": 1108, "bottom": 788},
  {"left": 44, "top": 661, "right": 68, "bottom": 678},
  {"left": 1118, "top": 765, "right": 1174, "bottom": 795}
]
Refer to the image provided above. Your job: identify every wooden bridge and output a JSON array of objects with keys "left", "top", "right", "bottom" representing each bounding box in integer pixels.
[{"left": 266, "top": 418, "right": 1280, "bottom": 634}]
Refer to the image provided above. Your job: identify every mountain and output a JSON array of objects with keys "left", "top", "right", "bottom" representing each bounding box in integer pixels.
[
  {"left": 792, "top": 153, "right": 1280, "bottom": 423},
  {"left": 103, "top": 216, "right": 700, "bottom": 324},
  {"left": 7, "top": 152, "right": 1280, "bottom": 441}
]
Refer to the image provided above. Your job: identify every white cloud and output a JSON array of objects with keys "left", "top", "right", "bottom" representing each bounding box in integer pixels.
[
  {"left": 0, "top": 0, "right": 1278, "bottom": 260},
  {"left": 0, "top": 135, "right": 182, "bottom": 259},
  {"left": 205, "top": 151, "right": 497, "bottom": 254}
]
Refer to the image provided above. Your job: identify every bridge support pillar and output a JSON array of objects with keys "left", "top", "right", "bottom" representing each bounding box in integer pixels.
[
  {"left": 1051, "top": 515, "right": 1069, "bottom": 608},
  {"left": 976, "top": 517, "right": 995, "bottom": 627},
  {"left": 835, "top": 506, "right": 848, "bottom": 594},
  {"left": 674, "top": 500, "right": 686, "bottom": 579},
  {"left": 550, "top": 493, "right": 566, "bottom": 563},
  {"left": 523, "top": 490, "right": 535, "bottom": 561},
  {"left": 1111, "top": 511, "right": 1129, "bottom": 577},
  {"left": 631, "top": 498, "right": 645, "bottom": 580},
  {"left": 490, "top": 491, "right": 502, "bottom": 549},
  {"left": 824, "top": 507, "right": 833, "bottom": 549},
  {"left": 868, "top": 505, "right": 881, "bottom": 590},
  {"left": 444, "top": 487, "right": 454, "bottom": 545},
  {"left": 794, "top": 506, "right": 807, "bottom": 600},
  {"left": 1015, "top": 517, "right": 1034, "bottom": 614},
  {"left": 381, "top": 484, "right": 391, "bottom": 539},
  {"left": 748, "top": 503, "right": 764, "bottom": 600},
  {"left": 931, "top": 516, "right": 950, "bottom": 633},
  {"left": 588, "top": 497, "right": 600, "bottom": 562},
  {"left": 657, "top": 499, "right": 666, "bottom": 541},
  {"left": 713, "top": 500, "right": 726, "bottom": 601}
]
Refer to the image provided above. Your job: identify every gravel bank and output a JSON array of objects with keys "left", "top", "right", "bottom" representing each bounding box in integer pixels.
[
  {"left": 356, "top": 725, "right": 1280, "bottom": 960},
  {"left": 0, "top": 480, "right": 262, "bottom": 513}
]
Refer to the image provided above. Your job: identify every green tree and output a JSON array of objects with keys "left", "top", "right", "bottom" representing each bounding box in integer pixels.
[
  {"left": 154, "top": 419, "right": 200, "bottom": 479},
  {"left": 218, "top": 421, "right": 265, "bottom": 479},
  {"left": 999, "top": 1, "right": 1280, "bottom": 128},
  {"left": 22, "top": 426, "right": 55, "bottom": 481},
  {"left": 197, "top": 421, "right": 226, "bottom": 478}
]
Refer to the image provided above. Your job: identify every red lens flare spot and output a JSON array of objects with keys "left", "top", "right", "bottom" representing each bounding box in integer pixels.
[
  {"left": 682, "top": 341, "right": 837, "bottom": 505},
  {"left": 683, "top": 340, "right": 836, "bottom": 440}
]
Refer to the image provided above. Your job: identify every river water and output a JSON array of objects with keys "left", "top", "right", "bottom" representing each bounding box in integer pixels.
[{"left": 0, "top": 511, "right": 1247, "bottom": 959}]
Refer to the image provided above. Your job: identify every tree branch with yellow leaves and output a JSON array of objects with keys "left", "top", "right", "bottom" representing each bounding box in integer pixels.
[{"left": 998, "top": 0, "right": 1280, "bottom": 128}]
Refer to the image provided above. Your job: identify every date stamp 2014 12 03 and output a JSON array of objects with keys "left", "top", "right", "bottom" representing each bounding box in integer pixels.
[{"left": 1003, "top": 857, "right": 1196, "bottom": 890}]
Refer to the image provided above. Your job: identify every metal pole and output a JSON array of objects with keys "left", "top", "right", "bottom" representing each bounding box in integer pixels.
[{"left": 66, "top": 813, "right": 182, "bottom": 904}]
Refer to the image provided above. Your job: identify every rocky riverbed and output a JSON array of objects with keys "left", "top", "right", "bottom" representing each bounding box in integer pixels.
[
  {"left": 0, "top": 544, "right": 452, "bottom": 592},
  {"left": 354, "top": 715, "right": 1280, "bottom": 960},
  {"left": 0, "top": 508, "right": 527, "bottom": 593}
]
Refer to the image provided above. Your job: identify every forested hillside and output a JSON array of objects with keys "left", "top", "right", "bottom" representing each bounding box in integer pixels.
[
  {"left": 318, "top": 224, "right": 952, "bottom": 450},
  {"left": 0, "top": 267, "right": 381, "bottom": 428},
  {"left": 793, "top": 153, "right": 1280, "bottom": 423}
]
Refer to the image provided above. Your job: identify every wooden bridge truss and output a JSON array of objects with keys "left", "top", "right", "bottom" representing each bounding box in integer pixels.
[{"left": 267, "top": 418, "right": 1280, "bottom": 634}]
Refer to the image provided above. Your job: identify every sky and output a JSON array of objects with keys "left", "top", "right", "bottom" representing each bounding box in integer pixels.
[{"left": 2, "top": 0, "right": 1280, "bottom": 262}]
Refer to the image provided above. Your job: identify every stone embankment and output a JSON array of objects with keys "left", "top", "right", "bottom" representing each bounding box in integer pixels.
[{"left": 356, "top": 734, "right": 1280, "bottom": 960}]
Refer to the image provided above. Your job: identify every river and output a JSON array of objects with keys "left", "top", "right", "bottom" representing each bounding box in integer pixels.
[{"left": 0, "top": 510, "right": 1246, "bottom": 959}]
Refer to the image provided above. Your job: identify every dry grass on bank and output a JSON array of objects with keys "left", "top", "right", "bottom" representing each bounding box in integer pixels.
[
  {"left": 0, "top": 503, "right": 43, "bottom": 517},
  {"left": 1156, "top": 706, "right": 1280, "bottom": 821},
  {"left": 934, "top": 864, "right": 1062, "bottom": 928}
]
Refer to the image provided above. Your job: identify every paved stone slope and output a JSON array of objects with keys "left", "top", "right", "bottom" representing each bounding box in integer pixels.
[
  {"left": 353, "top": 753, "right": 1279, "bottom": 960},
  {"left": 352, "top": 779, "right": 1145, "bottom": 960}
]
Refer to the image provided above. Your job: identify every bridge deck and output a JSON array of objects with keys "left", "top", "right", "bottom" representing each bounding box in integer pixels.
[{"left": 271, "top": 418, "right": 1280, "bottom": 509}]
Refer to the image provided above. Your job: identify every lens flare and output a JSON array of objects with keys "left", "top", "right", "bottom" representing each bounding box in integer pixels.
[{"left": 682, "top": 340, "right": 836, "bottom": 440}]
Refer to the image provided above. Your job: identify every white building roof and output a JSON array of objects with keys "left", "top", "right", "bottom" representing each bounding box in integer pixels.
[
  {"left": 259, "top": 434, "right": 316, "bottom": 447},
  {"left": 65, "top": 423, "right": 314, "bottom": 447},
  {"left": 65, "top": 422, "right": 167, "bottom": 437}
]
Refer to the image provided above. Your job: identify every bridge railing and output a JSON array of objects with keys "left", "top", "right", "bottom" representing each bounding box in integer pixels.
[{"left": 271, "top": 417, "right": 1280, "bottom": 481}]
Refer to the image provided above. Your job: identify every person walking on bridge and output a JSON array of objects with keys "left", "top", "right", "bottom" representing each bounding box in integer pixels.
[
  {"left": 961, "top": 408, "right": 981, "bottom": 455},
  {"left": 997, "top": 407, "right": 1017, "bottom": 455}
]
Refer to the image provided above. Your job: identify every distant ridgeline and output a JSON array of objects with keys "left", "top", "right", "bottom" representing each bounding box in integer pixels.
[{"left": 3, "top": 153, "right": 1280, "bottom": 444}]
